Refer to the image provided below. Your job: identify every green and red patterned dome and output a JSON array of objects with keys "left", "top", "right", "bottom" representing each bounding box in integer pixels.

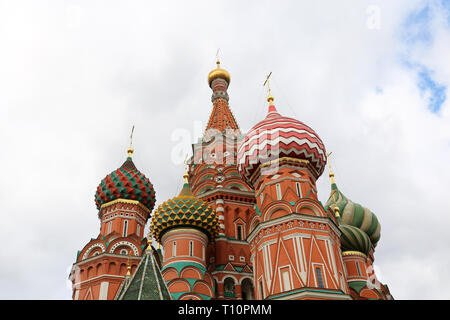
[{"left": 95, "top": 151, "right": 156, "bottom": 211}]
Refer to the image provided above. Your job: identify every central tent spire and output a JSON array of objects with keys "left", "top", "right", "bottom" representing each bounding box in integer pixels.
[{"left": 205, "top": 59, "right": 240, "bottom": 135}]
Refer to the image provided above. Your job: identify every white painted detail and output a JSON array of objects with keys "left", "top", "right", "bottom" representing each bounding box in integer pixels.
[{"left": 99, "top": 281, "right": 109, "bottom": 300}]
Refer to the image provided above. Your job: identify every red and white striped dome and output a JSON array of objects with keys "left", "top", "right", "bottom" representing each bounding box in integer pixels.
[{"left": 237, "top": 104, "right": 327, "bottom": 185}]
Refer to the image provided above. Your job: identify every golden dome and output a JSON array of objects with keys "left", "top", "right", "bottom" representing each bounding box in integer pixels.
[{"left": 208, "top": 60, "right": 231, "bottom": 87}]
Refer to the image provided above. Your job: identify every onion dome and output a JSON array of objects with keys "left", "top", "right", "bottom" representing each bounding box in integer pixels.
[
  {"left": 339, "top": 224, "right": 371, "bottom": 256},
  {"left": 325, "top": 182, "right": 381, "bottom": 247},
  {"left": 150, "top": 172, "right": 219, "bottom": 243},
  {"left": 237, "top": 95, "right": 327, "bottom": 185},
  {"left": 94, "top": 148, "right": 156, "bottom": 211},
  {"left": 208, "top": 60, "right": 231, "bottom": 87}
]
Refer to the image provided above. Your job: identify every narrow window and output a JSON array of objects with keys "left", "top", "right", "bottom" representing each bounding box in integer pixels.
[
  {"left": 281, "top": 269, "right": 292, "bottom": 291},
  {"left": 189, "top": 241, "right": 194, "bottom": 256},
  {"left": 260, "top": 193, "right": 264, "bottom": 204},
  {"left": 315, "top": 267, "right": 325, "bottom": 288},
  {"left": 237, "top": 225, "right": 243, "bottom": 240},
  {"left": 276, "top": 183, "right": 282, "bottom": 200},
  {"left": 136, "top": 224, "right": 141, "bottom": 237},
  {"left": 108, "top": 221, "right": 112, "bottom": 234},
  {"left": 296, "top": 182, "right": 302, "bottom": 198},
  {"left": 172, "top": 241, "right": 177, "bottom": 256},
  {"left": 259, "top": 280, "right": 264, "bottom": 299},
  {"left": 123, "top": 220, "right": 128, "bottom": 237},
  {"left": 356, "top": 262, "right": 361, "bottom": 276}
]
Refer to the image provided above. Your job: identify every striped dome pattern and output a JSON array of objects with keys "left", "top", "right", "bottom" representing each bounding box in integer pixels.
[
  {"left": 237, "top": 105, "right": 327, "bottom": 184},
  {"left": 150, "top": 182, "right": 219, "bottom": 242},
  {"left": 95, "top": 157, "right": 156, "bottom": 211},
  {"left": 339, "top": 224, "right": 371, "bottom": 256},
  {"left": 326, "top": 183, "right": 381, "bottom": 247}
]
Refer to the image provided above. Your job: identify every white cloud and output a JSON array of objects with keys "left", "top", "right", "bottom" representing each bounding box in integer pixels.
[{"left": 0, "top": 0, "right": 448, "bottom": 299}]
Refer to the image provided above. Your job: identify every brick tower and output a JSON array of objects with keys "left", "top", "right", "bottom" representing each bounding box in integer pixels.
[
  {"left": 69, "top": 146, "right": 156, "bottom": 300},
  {"left": 237, "top": 90, "right": 351, "bottom": 299},
  {"left": 187, "top": 60, "right": 256, "bottom": 299},
  {"left": 150, "top": 170, "right": 220, "bottom": 300}
]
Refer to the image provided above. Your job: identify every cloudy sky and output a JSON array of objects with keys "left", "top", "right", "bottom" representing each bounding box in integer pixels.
[{"left": 0, "top": 0, "right": 449, "bottom": 299}]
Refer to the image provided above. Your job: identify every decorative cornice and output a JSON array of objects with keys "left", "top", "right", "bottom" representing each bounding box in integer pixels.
[
  {"left": 342, "top": 251, "right": 367, "bottom": 259},
  {"left": 100, "top": 198, "right": 151, "bottom": 214}
]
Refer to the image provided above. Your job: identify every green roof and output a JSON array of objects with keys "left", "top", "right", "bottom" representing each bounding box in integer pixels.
[{"left": 116, "top": 250, "right": 172, "bottom": 300}]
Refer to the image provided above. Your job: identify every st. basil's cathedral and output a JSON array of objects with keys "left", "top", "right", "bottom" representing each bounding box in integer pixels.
[{"left": 68, "top": 61, "right": 393, "bottom": 300}]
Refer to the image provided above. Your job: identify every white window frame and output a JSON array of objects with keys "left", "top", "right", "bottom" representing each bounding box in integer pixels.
[
  {"left": 296, "top": 182, "right": 302, "bottom": 198},
  {"left": 172, "top": 241, "right": 177, "bottom": 257},
  {"left": 279, "top": 266, "right": 293, "bottom": 292},
  {"left": 189, "top": 241, "right": 194, "bottom": 256},
  {"left": 123, "top": 220, "right": 128, "bottom": 237},
  {"left": 276, "top": 183, "right": 282, "bottom": 200}
]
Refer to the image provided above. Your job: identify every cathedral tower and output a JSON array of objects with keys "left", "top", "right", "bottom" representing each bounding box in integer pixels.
[
  {"left": 237, "top": 91, "right": 351, "bottom": 299},
  {"left": 69, "top": 146, "right": 156, "bottom": 300},
  {"left": 324, "top": 165, "right": 392, "bottom": 300},
  {"left": 187, "top": 61, "right": 256, "bottom": 299},
  {"left": 150, "top": 170, "right": 219, "bottom": 300}
]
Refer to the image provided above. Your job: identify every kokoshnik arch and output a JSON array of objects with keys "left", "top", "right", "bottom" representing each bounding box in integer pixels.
[{"left": 68, "top": 60, "right": 393, "bottom": 300}]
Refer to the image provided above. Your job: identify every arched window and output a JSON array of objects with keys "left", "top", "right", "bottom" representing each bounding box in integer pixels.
[
  {"left": 224, "top": 278, "right": 236, "bottom": 298},
  {"left": 123, "top": 220, "right": 128, "bottom": 237},
  {"left": 236, "top": 225, "right": 243, "bottom": 240},
  {"left": 137, "top": 224, "right": 141, "bottom": 237},
  {"left": 189, "top": 241, "right": 194, "bottom": 256},
  {"left": 108, "top": 221, "right": 112, "bottom": 234},
  {"left": 241, "top": 279, "right": 254, "bottom": 300},
  {"left": 120, "top": 249, "right": 128, "bottom": 255}
]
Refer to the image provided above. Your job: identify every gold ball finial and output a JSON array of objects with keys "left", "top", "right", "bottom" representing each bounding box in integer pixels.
[
  {"left": 146, "top": 235, "right": 153, "bottom": 252},
  {"left": 127, "top": 147, "right": 134, "bottom": 158},
  {"left": 208, "top": 60, "right": 231, "bottom": 87},
  {"left": 334, "top": 206, "right": 340, "bottom": 218}
]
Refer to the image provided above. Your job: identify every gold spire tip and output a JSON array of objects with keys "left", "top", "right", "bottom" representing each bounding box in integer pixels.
[
  {"left": 127, "top": 125, "right": 135, "bottom": 157},
  {"left": 264, "top": 72, "right": 274, "bottom": 105},
  {"left": 183, "top": 155, "right": 189, "bottom": 184},
  {"left": 326, "top": 152, "right": 335, "bottom": 184}
]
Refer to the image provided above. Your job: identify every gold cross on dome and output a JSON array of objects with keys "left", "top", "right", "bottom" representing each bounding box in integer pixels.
[
  {"left": 129, "top": 125, "right": 135, "bottom": 149},
  {"left": 263, "top": 72, "right": 272, "bottom": 95}
]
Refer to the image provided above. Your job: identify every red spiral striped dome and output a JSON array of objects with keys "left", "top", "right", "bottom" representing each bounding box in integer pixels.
[{"left": 237, "top": 104, "right": 327, "bottom": 185}]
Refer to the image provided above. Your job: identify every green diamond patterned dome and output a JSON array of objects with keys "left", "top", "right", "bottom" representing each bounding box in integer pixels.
[
  {"left": 150, "top": 178, "right": 219, "bottom": 243},
  {"left": 325, "top": 183, "right": 380, "bottom": 247},
  {"left": 95, "top": 156, "right": 156, "bottom": 211}
]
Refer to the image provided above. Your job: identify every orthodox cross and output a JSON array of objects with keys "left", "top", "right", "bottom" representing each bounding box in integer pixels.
[
  {"left": 127, "top": 125, "right": 135, "bottom": 157},
  {"left": 263, "top": 71, "right": 273, "bottom": 96},
  {"left": 129, "top": 125, "right": 135, "bottom": 149}
]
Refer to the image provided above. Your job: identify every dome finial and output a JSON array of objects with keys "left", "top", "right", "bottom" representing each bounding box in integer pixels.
[
  {"left": 183, "top": 154, "right": 189, "bottom": 184},
  {"left": 146, "top": 232, "right": 153, "bottom": 252},
  {"left": 207, "top": 52, "right": 230, "bottom": 87},
  {"left": 127, "top": 125, "right": 135, "bottom": 158},
  {"left": 126, "top": 252, "right": 132, "bottom": 276},
  {"left": 264, "top": 72, "right": 274, "bottom": 105},
  {"left": 326, "top": 152, "right": 336, "bottom": 185}
]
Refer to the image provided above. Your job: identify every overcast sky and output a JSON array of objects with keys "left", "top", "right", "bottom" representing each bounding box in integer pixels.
[{"left": 0, "top": 0, "right": 449, "bottom": 300}]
